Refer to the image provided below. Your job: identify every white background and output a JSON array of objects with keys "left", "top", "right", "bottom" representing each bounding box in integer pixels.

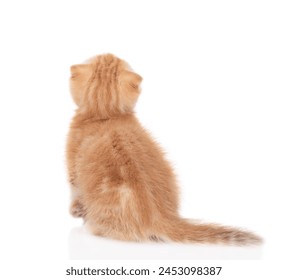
[{"left": 0, "top": 0, "right": 287, "bottom": 279}]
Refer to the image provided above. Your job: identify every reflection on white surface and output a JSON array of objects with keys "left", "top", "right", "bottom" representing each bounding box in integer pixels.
[{"left": 69, "top": 227, "right": 263, "bottom": 260}]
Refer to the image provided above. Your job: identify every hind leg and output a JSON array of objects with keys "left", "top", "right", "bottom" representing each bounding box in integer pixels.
[{"left": 84, "top": 185, "right": 150, "bottom": 241}]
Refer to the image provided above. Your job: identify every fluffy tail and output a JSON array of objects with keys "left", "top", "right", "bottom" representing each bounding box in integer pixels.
[{"left": 154, "top": 217, "right": 262, "bottom": 245}]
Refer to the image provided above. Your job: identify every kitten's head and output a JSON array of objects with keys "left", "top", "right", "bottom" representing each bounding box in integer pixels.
[{"left": 70, "top": 53, "right": 142, "bottom": 118}]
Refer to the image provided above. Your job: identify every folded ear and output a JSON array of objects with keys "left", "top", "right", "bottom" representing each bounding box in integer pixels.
[
  {"left": 70, "top": 64, "right": 91, "bottom": 78},
  {"left": 119, "top": 70, "right": 143, "bottom": 111},
  {"left": 121, "top": 70, "right": 142, "bottom": 91}
]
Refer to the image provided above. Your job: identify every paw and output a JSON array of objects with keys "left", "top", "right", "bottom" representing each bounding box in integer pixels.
[{"left": 70, "top": 200, "right": 85, "bottom": 218}]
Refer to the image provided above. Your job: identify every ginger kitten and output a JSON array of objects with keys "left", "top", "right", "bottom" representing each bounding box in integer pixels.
[{"left": 66, "top": 53, "right": 261, "bottom": 245}]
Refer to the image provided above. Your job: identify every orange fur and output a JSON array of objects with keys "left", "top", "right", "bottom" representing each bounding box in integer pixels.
[{"left": 66, "top": 53, "right": 262, "bottom": 245}]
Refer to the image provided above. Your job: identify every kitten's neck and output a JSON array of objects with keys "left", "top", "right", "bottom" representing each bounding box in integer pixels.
[{"left": 74, "top": 109, "right": 135, "bottom": 123}]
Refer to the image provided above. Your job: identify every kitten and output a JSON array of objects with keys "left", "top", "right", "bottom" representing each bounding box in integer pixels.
[{"left": 66, "top": 53, "right": 261, "bottom": 245}]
